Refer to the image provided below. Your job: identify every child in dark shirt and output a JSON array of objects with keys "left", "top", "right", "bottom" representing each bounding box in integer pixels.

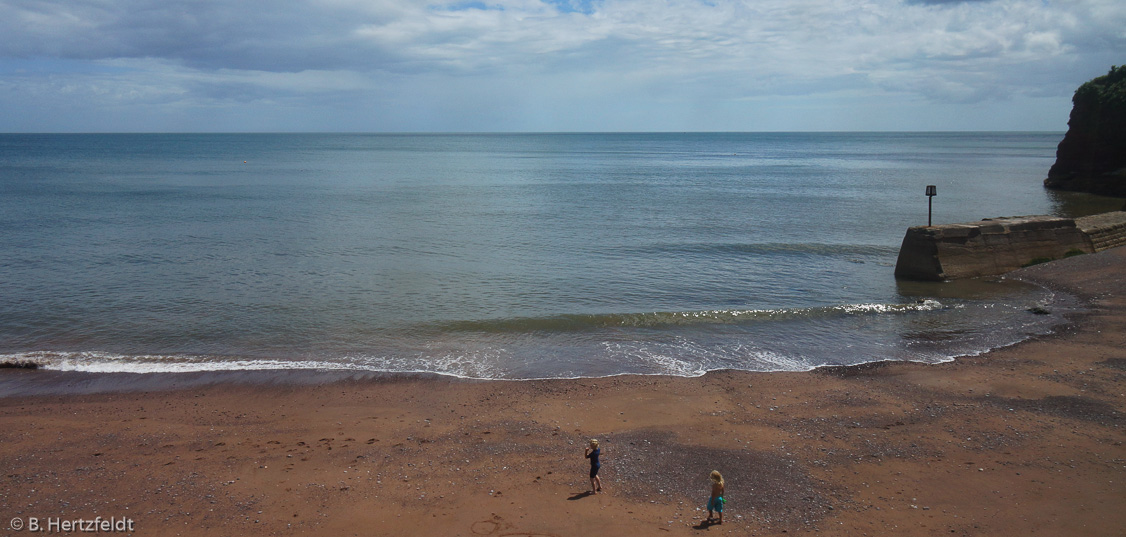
[{"left": 585, "top": 439, "right": 603, "bottom": 494}]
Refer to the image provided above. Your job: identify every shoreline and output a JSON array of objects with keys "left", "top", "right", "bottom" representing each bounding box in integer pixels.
[
  {"left": 0, "top": 279, "right": 1082, "bottom": 397},
  {"left": 1, "top": 248, "right": 1123, "bottom": 536}
]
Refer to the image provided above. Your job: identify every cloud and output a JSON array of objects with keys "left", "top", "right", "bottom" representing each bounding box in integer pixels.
[
  {"left": 906, "top": 0, "right": 995, "bottom": 5},
  {"left": 1, "top": 0, "right": 1124, "bottom": 131}
]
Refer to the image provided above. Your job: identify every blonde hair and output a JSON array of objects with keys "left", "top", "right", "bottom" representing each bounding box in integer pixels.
[
  {"left": 590, "top": 439, "right": 599, "bottom": 449},
  {"left": 710, "top": 470, "right": 724, "bottom": 486}
]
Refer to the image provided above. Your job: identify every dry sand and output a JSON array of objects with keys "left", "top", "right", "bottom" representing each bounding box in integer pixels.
[{"left": 2, "top": 248, "right": 1123, "bottom": 536}]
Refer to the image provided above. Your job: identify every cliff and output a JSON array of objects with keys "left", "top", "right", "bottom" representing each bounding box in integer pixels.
[{"left": 1045, "top": 65, "right": 1126, "bottom": 197}]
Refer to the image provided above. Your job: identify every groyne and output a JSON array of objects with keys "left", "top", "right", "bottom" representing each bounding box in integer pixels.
[
  {"left": 894, "top": 211, "right": 1126, "bottom": 281},
  {"left": 1077, "top": 211, "right": 1126, "bottom": 251}
]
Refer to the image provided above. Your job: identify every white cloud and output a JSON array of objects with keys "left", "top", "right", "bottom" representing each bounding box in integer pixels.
[{"left": 0, "top": 0, "right": 1123, "bottom": 131}]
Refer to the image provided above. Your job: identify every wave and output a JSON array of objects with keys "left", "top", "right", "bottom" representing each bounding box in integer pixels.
[
  {"left": 0, "top": 350, "right": 511, "bottom": 379},
  {"left": 435, "top": 300, "right": 944, "bottom": 333},
  {"left": 0, "top": 294, "right": 1070, "bottom": 381},
  {"left": 0, "top": 351, "right": 350, "bottom": 374},
  {"left": 608, "top": 242, "right": 900, "bottom": 258}
]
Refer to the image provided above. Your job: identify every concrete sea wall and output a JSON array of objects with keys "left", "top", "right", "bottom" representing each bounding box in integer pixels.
[
  {"left": 1077, "top": 211, "right": 1126, "bottom": 251},
  {"left": 894, "top": 211, "right": 1126, "bottom": 281}
]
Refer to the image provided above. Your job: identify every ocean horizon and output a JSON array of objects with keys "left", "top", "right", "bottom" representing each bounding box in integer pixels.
[
  {"left": 0, "top": 130, "right": 1069, "bottom": 135},
  {"left": 1, "top": 132, "right": 1117, "bottom": 383}
]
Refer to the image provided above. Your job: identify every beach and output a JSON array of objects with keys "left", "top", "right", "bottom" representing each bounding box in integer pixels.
[{"left": 0, "top": 248, "right": 1121, "bottom": 536}]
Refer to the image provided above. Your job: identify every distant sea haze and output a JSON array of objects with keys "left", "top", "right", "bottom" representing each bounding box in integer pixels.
[{"left": 0, "top": 132, "right": 1090, "bottom": 379}]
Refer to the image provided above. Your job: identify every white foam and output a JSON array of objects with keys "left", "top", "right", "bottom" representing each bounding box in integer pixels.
[
  {"left": 600, "top": 338, "right": 815, "bottom": 375},
  {"left": 839, "top": 300, "right": 942, "bottom": 314},
  {"left": 0, "top": 349, "right": 519, "bottom": 380},
  {"left": 751, "top": 351, "right": 819, "bottom": 372},
  {"left": 346, "top": 347, "right": 508, "bottom": 379},
  {"left": 601, "top": 341, "right": 708, "bottom": 377},
  {"left": 2, "top": 351, "right": 363, "bottom": 374}
]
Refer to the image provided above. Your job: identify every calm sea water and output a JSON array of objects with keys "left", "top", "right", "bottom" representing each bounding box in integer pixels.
[{"left": 0, "top": 133, "right": 1100, "bottom": 380}]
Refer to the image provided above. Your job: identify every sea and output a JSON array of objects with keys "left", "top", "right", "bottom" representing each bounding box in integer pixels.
[{"left": 0, "top": 132, "right": 1116, "bottom": 385}]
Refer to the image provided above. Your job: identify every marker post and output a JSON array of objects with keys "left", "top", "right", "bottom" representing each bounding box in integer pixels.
[{"left": 925, "top": 185, "right": 937, "bottom": 227}]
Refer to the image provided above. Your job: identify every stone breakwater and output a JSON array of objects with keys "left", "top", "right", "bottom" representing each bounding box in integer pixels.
[
  {"left": 894, "top": 211, "right": 1126, "bottom": 281},
  {"left": 1076, "top": 211, "right": 1126, "bottom": 252}
]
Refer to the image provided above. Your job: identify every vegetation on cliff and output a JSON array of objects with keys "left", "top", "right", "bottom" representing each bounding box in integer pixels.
[{"left": 1045, "top": 65, "right": 1126, "bottom": 197}]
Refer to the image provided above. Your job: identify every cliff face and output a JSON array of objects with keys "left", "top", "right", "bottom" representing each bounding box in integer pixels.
[{"left": 1045, "top": 65, "right": 1126, "bottom": 197}]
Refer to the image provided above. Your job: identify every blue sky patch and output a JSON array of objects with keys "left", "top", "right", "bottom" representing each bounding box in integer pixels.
[
  {"left": 439, "top": 1, "right": 504, "bottom": 12},
  {"left": 541, "top": 0, "right": 598, "bottom": 15}
]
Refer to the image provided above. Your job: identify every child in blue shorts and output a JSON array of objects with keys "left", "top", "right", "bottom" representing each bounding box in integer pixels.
[{"left": 706, "top": 470, "right": 725, "bottom": 524}]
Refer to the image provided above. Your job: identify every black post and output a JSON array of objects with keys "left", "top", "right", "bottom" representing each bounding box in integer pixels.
[{"left": 925, "top": 185, "right": 937, "bottom": 227}]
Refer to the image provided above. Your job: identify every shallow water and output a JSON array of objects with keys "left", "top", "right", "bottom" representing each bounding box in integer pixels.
[{"left": 0, "top": 132, "right": 1089, "bottom": 379}]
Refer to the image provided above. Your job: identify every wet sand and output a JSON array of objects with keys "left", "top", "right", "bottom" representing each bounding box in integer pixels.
[{"left": 1, "top": 248, "right": 1123, "bottom": 536}]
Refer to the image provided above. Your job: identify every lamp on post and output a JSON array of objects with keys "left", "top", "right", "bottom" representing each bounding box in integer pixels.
[{"left": 925, "top": 185, "right": 937, "bottom": 227}]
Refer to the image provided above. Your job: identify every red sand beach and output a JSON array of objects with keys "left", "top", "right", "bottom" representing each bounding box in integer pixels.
[{"left": 2, "top": 247, "right": 1123, "bottom": 536}]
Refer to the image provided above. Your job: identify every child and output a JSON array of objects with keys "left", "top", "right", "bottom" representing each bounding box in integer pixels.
[
  {"left": 706, "top": 470, "right": 725, "bottom": 524},
  {"left": 584, "top": 439, "right": 603, "bottom": 494}
]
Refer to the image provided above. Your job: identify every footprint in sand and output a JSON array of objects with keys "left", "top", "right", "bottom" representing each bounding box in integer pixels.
[
  {"left": 471, "top": 518, "right": 557, "bottom": 537},
  {"left": 471, "top": 520, "right": 498, "bottom": 535}
]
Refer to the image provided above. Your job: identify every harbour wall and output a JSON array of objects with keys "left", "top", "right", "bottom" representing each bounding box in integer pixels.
[{"left": 894, "top": 211, "right": 1126, "bottom": 281}]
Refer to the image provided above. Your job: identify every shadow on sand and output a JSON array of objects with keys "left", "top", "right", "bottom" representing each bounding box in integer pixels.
[{"left": 693, "top": 519, "right": 722, "bottom": 530}]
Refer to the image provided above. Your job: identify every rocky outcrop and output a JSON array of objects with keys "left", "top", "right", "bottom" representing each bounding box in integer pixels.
[{"left": 1045, "top": 65, "right": 1126, "bottom": 197}]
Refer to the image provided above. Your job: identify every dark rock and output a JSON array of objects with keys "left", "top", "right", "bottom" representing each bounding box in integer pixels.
[
  {"left": 1045, "top": 65, "right": 1126, "bottom": 197},
  {"left": 0, "top": 361, "right": 39, "bottom": 369}
]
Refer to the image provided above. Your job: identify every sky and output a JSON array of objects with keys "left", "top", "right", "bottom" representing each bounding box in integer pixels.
[{"left": 0, "top": 0, "right": 1123, "bottom": 132}]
